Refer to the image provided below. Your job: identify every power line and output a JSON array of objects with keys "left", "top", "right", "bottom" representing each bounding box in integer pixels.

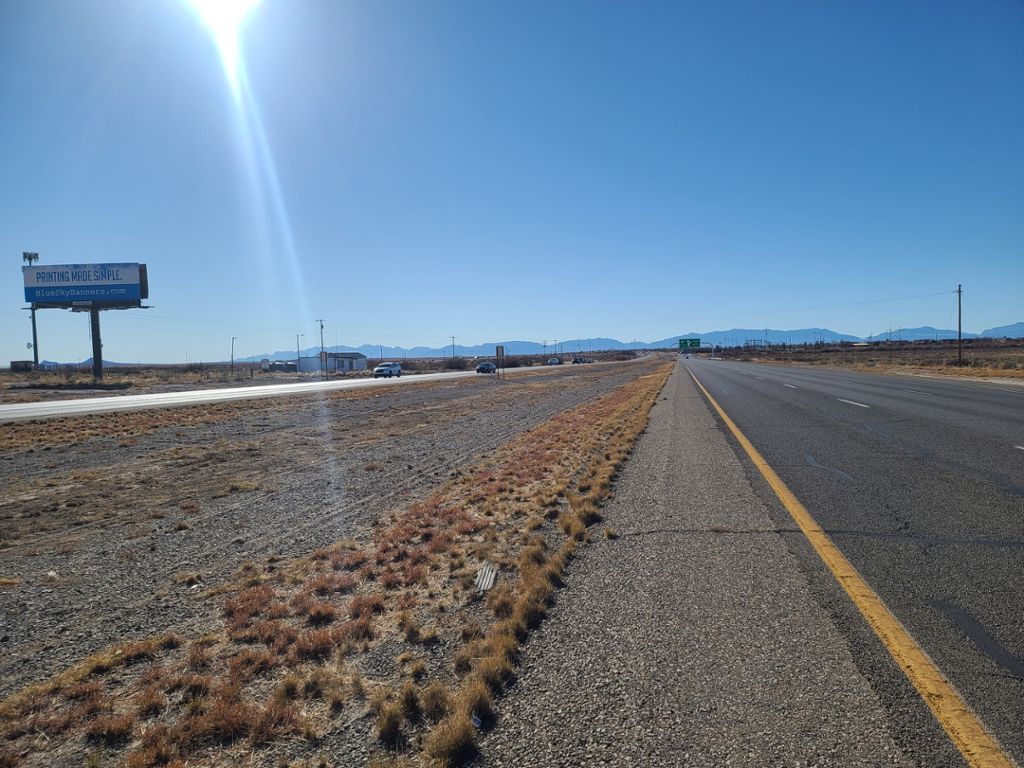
[
  {"left": 963, "top": 295, "right": 993, "bottom": 330},
  {"left": 590, "top": 291, "right": 953, "bottom": 328},
  {"left": 945, "top": 293, "right": 957, "bottom": 334}
]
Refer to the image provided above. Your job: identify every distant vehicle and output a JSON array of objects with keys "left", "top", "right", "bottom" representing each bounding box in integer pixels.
[
  {"left": 476, "top": 361, "right": 496, "bottom": 373},
  {"left": 547, "top": 358, "right": 560, "bottom": 365},
  {"left": 373, "top": 362, "right": 402, "bottom": 378}
]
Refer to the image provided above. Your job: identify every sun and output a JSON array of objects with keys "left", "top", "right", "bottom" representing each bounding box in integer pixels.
[{"left": 187, "top": 0, "right": 259, "bottom": 96}]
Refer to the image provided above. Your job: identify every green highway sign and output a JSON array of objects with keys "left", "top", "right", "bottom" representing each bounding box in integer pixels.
[{"left": 679, "top": 338, "right": 700, "bottom": 349}]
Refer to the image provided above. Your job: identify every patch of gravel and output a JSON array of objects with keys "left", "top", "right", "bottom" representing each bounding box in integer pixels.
[
  {"left": 0, "top": 363, "right": 650, "bottom": 701},
  {"left": 473, "top": 364, "right": 916, "bottom": 767}
]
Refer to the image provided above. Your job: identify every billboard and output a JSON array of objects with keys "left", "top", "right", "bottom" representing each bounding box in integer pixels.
[{"left": 23, "top": 263, "right": 147, "bottom": 308}]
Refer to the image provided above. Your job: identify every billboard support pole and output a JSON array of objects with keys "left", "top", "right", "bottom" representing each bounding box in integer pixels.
[
  {"left": 90, "top": 310, "right": 103, "bottom": 380},
  {"left": 30, "top": 306, "right": 39, "bottom": 368},
  {"left": 22, "top": 253, "right": 40, "bottom": 369}
]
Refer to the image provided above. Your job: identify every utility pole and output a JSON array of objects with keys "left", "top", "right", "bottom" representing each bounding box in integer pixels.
[
  {"left": 450, "top": 336, "right": 457, "bottom": 359},
  {"left": 957, "top": 284, "right": 963, "bottom": 366},
  {"left": 22, "top": 252, "right": 39, "bottom": 368},
  {"left": 231, "top": 336, "right": 238, "bottom": 374},
  {"left": 542, "top": 340, "right": 547, "bottom": 359},
  {"left": 317, "top": 319, "right": 325, "bottom": 379},
  {"left": 296, "top": 333, "right": 303, "bottom": 369}
]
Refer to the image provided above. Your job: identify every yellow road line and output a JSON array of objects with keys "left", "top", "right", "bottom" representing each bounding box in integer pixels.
[{"left": 686, "top": 366, "right": 1017, "bottom": 768}]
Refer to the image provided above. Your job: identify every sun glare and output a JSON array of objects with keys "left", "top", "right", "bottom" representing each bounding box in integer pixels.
[
  {"left": 187, "top": 0, "right": 311, "bottom": 361},
  {"left": 188, "top": 0, "right": 259, "bottom": 96}
]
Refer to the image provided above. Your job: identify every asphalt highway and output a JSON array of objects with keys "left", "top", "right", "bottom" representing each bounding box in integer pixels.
[
  {"left": 683, "top": 357, "right": 1024, "bottom": 765},
  {"left": 0, "top": 369, "right": 494, "bottom": 422}
]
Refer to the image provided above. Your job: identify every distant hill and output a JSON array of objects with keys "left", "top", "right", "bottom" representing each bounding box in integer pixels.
[
  {"left": 31, "top": 322, "right": 1023, "bottom": 366},
  {"left": 266, "top": 339, "right": 627, "bottom": 362},
  {"left": 40, "top": 359, "right": 130, "bottom": 367},
  {"left": 983, "top": 322, "right": 1024, "bottom": 339},
  {"left": 865, "top": 326, "right": 978, "bottom": 342},
  {"left": 648, "top": 328, "right": 861, "bottom": 347},
  {"left": 235, "top": 321, "right": 1024, "bottom": 363},
  {"left": 864, "top": 324, "right": 1024, "bottom": 341}
]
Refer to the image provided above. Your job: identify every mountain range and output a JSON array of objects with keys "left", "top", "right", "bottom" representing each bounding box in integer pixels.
[
  {"left": 274, "top": 322, "right": 1024, "bottom": 362},
  {"left": 39, "top": 323, "right": 1024, "bottom": 367}
]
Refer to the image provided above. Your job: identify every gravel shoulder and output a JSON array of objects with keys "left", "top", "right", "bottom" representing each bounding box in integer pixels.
[{"left": 474, "top": 362, "right": 914, "bottom": 767}]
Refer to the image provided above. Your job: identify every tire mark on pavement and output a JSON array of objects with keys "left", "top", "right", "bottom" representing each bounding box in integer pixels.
[
  {"left": 806, "top": 454, "right": 856, "bottom": 482},
  {"left": 930, "top": 601, "right": 1024, "bottom": 680}
]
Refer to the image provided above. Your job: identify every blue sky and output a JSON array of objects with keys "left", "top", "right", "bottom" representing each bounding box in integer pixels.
[{"left": 2, "top": 0, "right": 1022, "bottom": 364}]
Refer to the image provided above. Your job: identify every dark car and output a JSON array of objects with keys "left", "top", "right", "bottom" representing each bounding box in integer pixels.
[{"left": 476, "top": 361, "right": 496, "bottom": 373}]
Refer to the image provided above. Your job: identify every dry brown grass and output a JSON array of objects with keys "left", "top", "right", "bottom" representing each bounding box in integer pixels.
[
  {"left": 135, "top": 686, "right": 165, "bottom": 718},
  {"left": 395, "top": 361, "right": 670, "bottom": 760},
  {"left": 0, "top": 361, "right": 671, "bottom": 767},
  {"left": 376, "top": 700, "right": 405, "bottom": 747},
  {"left": 0, "top": 400, "right": 273, "bottom": 454},
  {"left": 173, "top": 572, "right": 201, "bottom": 587},
  {"left": 751, "top": 342, "right": 1024, "bottom": 379},
  {"left": 423, "top": 711, "right": 476, "bottom": 766},
  {"left": 421, "top": 682, "right": 452, "bottom": 724},
  {"left": 85, "top": 712, "right": 134, "bottom": 745},
  {"left": 457, "top": 678, "right": 495, "bottom": 726},
  {"left": 209, "top": 478, "right": 261, "bottom": 499},
  {"left": 853, "top": 361, "right": 1024, "bottom": 379}
]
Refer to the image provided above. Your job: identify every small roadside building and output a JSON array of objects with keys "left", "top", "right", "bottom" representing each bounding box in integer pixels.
[{"left": 297, "top": 351, "right": 368, "bottom": 373}]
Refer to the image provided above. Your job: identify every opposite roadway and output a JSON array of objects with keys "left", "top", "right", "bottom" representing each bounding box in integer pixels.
[
  {"left": 0, "top": 362, "right": 608, "bottom": 423},
  {"left": 0, "top": 368, "right": 503, "bottom": 423},
  {"left": 683, "top": 356, "right": 1024, "bottom": 766}
]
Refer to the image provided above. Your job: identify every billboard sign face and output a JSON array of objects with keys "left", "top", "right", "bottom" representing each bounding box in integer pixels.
[{"left": 23, "top": 263, "right": 143, "bottom": 306}]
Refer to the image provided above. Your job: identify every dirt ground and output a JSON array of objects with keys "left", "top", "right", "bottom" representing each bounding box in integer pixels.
[
  {"left": 717, "top": 338, "right": 1024, "bottom": 379},
  {"left": 0, "top": 359, "right": 669, "bottom": 767}
]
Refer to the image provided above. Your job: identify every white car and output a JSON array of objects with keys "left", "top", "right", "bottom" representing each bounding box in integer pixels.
[{"left": 373, "top": 362, "right": 402, "bottom": 378}]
